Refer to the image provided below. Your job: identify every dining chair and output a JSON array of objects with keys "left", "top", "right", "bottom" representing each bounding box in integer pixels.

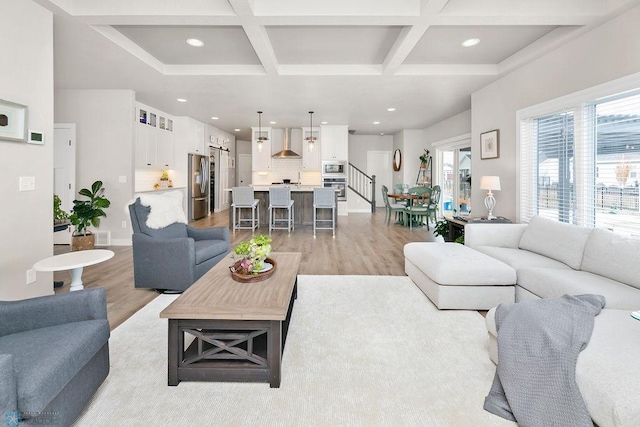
[
  {"left": 392, "top": 184, "right": 408, "bottom": 206},
  {"left": 231, "top": 187, "right": 259, "bottom": 231},
  {"left": 382, "top": 185, "right": 406, "bottom": 225},
  {"left": 405, "top": 187, "right": 431, "bottom": 229},
  {"left": 425, "top": 185, "right": 442, "bottom": 230},
  {"left": 268, "top": 187, "right": 294, "bottom": 233}
]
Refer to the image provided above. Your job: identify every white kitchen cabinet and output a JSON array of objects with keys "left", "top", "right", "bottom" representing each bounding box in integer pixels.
[
  {"left": 156, "top": 129, "right": 174, "bottom": 169},
  {"left": 301, "top": 126, "right": 321, "bottom": 170},
  {"left": 321, "top": 125, "right": 349, "bottom": 161},
  {"left": 251, "top": 126, "right": 272, "bottom": 171},
  {"left": 135, "top": 124, "right": 157, "bottom": 168},
  {"left": 187, "top": 118, "right": 206, "bottom": 155},
  {"left": 135, "top": 103, "right": 175, "bottom": 169}
]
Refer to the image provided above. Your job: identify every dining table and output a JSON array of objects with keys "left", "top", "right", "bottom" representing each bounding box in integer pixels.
[{"left": 387, "top": 192, "right": 430, "bottom": 226}]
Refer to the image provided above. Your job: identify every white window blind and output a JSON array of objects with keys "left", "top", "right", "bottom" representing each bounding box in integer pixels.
[{"left": 520, "top": 89, "right": 640, "bottom": 237}]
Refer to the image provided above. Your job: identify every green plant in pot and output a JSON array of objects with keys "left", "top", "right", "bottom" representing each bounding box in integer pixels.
[
  {"left": 433, "top": 220, "right": 449, "bottom": 241},
  {"left": 53, "top": 194, "right": 69, "bottom": 225},
  {"left": 69, "top": 180, "right": 111, "bottom": 251},
  {"left": 419, "top": 149, "right": 430, "bottom": 168}
]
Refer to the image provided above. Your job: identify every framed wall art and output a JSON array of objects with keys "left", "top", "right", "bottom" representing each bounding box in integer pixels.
[
  {"left": 0, "top": 99, "right": 28, "bottom": 143},
  {"left": 480, "top": 129, "right": 500, "bottom": 160}
]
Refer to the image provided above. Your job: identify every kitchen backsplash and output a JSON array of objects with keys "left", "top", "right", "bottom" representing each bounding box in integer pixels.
[
  {"left": 252, "top": 158, "right": 321, "bottom": 186},
  {"left": 135, "top": 169, "right": 177, "bottom": 192}
]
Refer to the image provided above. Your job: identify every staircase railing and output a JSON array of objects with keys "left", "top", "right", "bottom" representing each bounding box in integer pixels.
[{"left": 348, "top": 163, "right": 376, "bottom": 213}]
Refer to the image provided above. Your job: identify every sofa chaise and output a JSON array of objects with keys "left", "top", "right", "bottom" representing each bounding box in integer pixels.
[
  {"left": 0, "top": 288, "right": 110, "bottom": 426},
  {"left": 466, "top": 216, "right": 640, "bottom": 426}
]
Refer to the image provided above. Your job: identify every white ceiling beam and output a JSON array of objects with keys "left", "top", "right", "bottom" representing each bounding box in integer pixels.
[
  {"left": 497, "top": 26, "right": 587, "bottom": 75},
  {"left": 278, "top": 64, "right": 382, "bottom": 76},
  {"left": 164, "top": 65, "right": 266, "bottom": 76},
  {"left": 422, "top": 0, "right": 450, "bottom": 15},
  {"left": 255, "top": 15, "right": 594, "bottom": 26},
  {"left": 395, "top": 64, "right": 498, "bottom": 76},
  {"left": 429, "top": 15, "right": 596, "bottom": 26},
  {"left": 74, "top": 15, "right": 241, "bottom": 26},
  {"left": 228, "top": 0, "right": 280, "bottom": 76},
  {"left": 90, "top": 25, "right": 166, "bottom": 74},
  {"left": 382, "top": 24, "right": 429, "bottom": 76}
]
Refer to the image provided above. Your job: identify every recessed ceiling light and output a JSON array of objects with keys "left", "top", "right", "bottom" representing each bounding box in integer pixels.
[
  {"left": 373, "top": 121, "right": 380, "bottom": 125},
  {"left": 387, "top": 108, "right": 396, "bottom": 112},
  {"left": 186, "top": 38, "right": 204, "bottom": 47},
  {"left": 211, "top": 117, "right": 219, "bottom": 120},
  {"left": 177, "top": 98, "right": 187, "bottom": 103},
  {"left": 234, "top": 129, "right": 241, "bottom": 132},
  {"left": 380, "top": 133, "right": 385, "bottom": 136},
  {"left": 321, "top": 121, "right": 328, "bottom": 125},
  {"left": 270, "top": 121, "right": 276, "bottom": 124},
  {"left": 462, "top": 38, "right": 480, "bottom": 48}
]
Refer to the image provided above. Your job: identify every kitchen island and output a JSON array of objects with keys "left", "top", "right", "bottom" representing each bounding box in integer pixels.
[{"left": 228, "top": 186, "right": 338, "bottom": 230}]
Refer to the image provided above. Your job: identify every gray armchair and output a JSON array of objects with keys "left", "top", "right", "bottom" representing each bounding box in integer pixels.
[
  {"left": 129, "top": 198, "right": 230, "bottom": 292},
  {"left": 0, "top": 288, "right": 110, "bottom": 426}
]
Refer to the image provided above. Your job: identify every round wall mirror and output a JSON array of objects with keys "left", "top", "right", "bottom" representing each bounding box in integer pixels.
[{"left": 393, "top": 149, "right": 402, "bottom": 171}]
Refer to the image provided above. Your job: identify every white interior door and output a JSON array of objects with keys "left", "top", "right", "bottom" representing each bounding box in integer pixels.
[
  {"left": 216, "top": 151, "right": 230, "bottom": 212},
  {"left": 54, "top": 124, "right": 76, "bottom": 244},
  {"left": 237, "top": 154, "right": 252, "bottom": 186},
  {"left": 367, "top": 151, "right": 392, "bottom": 207}
]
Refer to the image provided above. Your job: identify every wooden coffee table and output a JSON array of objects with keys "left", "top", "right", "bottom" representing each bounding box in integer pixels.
[{"left": 159, "top": 252, "right": 301, "bottom": 388}]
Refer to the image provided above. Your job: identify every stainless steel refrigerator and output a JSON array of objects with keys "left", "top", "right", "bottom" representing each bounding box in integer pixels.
[{"left": 188, "top": 153, "right": 209, "bottom": 221}]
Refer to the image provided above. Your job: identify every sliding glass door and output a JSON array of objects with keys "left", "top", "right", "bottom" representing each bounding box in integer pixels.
[{"left": 436, "top": 142, "right": 472, "bottom": 217}]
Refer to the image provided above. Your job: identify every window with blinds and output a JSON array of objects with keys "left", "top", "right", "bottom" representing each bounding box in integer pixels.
[{"left": 520, "top": 89, "right": 640, "bottom": 237}]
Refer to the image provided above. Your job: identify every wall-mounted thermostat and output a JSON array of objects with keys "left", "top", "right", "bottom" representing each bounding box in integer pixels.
[{"left": 27, "top": 130, "right": 44, "bottom": 145}]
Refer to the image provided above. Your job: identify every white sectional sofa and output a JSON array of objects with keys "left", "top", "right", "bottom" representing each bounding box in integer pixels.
[{"left": 466, "top": 216, "right": 640, "bottom": 426}]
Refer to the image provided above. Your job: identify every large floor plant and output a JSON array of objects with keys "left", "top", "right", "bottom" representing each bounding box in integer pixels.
[{"left": 69, "top": 180, "right": 111, "bottom": 250}]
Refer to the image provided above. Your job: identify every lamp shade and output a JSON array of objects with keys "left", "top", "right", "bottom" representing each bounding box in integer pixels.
[{"left": 480, "top": 176, "right": 501, "bottom": 191}]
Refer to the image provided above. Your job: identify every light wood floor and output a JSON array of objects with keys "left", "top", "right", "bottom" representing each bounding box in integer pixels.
[{"left": 54, "top": 210, "right": 436, "bottom": 330}]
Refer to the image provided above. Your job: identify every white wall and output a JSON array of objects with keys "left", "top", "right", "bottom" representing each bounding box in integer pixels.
[
  {"left": 471, "top": 5, "right": 640, "bottom": 221},
  {"left": 394, "top": 130, "right": 425, "bottom": 185},
  {"left": 0, "top": 0, "right": 54, "bottom": 299},
  {"left": 55, "top": 89, "right": 136, "bottom": 245},
  {"left": 423, "top": 110, "right": 471, "bottom": 146},
  {"left": 347, "top": 134, "right": 394, "bottom": 211}
]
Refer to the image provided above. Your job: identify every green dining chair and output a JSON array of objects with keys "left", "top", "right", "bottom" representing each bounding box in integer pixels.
[
  {"left": 425, "top": 185, "right": 441, "bottom": 231},
  {"left": 382, "top": 185, "right": 406, "bottom": 225},
  {"left": 405, "top": 187, "right": 431, "bottom": 229}
]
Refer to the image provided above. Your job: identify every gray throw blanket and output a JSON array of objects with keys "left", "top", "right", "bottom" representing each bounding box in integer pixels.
[{"left": 484, "top": 294, "right": 605, "bottom": 426}]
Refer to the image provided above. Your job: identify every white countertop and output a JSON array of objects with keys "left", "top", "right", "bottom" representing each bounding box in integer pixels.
[{"left": 224, "top": 185, "right": 326, "bottom": 192}]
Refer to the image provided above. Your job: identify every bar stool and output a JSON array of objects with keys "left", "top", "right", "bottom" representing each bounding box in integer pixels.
[
  {"left": 269, "top": 187, "right": 294, "bottom": 233},
  {"left": 231, "top": 187, "right": 259, "bottom": 231},
  {"left": 313, "top": 187, "right": 336, "bottom": 236}
]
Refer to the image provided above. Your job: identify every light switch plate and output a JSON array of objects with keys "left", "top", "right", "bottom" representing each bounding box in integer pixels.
[{"left": 19, "top": 176, "right": 35, "bottom": 191}]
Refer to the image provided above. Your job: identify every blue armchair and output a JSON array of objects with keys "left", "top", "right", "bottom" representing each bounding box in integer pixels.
[
  {"left": 128, "top": 198, "right": 230, "bottom": 292},
  {"left": 0, "top": 288, "right": 109, "bottom": 426}
]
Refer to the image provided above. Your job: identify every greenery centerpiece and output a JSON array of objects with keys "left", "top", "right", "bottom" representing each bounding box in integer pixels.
[
  {"left": 231, "top": 235, "right": 272, "bottom": 274},
  {"left": 69, "top": 180, "right": 111, "bottom": 251}
]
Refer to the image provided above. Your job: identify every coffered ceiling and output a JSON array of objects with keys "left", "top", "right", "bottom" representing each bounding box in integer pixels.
[{"left": 37, "top": 0, "right": 639, "bottom": 140}]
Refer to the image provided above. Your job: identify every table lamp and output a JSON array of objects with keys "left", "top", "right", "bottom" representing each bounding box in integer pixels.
[{"left": 480, "top": 176, "right": 501, "bottom": 220}]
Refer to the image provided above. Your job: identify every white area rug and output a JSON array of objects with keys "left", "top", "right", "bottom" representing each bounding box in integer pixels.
[{"left": 75, "top": 276, "right": 514, "bottom": 426}]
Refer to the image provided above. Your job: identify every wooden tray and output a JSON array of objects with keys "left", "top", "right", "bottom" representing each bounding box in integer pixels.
[{"left": 229, "top": 257, "right": 277, "bottom": 283}]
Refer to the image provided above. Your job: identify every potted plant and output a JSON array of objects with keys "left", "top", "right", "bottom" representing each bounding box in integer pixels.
[
  {"left": 53, "top": 194, "right": 69, "bottom": 225},
  {"left": 69, "top": 180, "right": 111, "bottom": 251},
  {"left": 433, "top": 220, "right": 449, "bottom": 242},
  {"left": 231, "top": 235, "right": 272, "bottom": 274},
  {"left": 160, "top": 170, "right": 170, "bottom": 189},
  {"left": 419, "top": 149, "right": 430, "bottom": 167}
]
